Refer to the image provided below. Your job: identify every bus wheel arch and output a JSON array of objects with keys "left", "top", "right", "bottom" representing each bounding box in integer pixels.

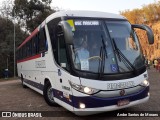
[
  {"left": 44, "top": 78, "right": 50, "bottom": 85},
  {"left": 43, "top": 78, "right": 58, "bottom": 106}
]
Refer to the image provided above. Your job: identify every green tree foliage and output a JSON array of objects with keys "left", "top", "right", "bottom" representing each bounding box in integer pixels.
[
  {"left": 13, "top": 0, "right": 55, "bottom": 32},
  {"left": 0, "top": 17, "right": 27, "bottom": 77},
  {"left": 0, "top": 0, "right": 56, "bottom": 78}
]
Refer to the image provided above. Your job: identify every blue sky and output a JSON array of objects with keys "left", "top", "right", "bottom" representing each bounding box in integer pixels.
[{"left": 51, "top": 0, "right": 156, "bottom": 14}]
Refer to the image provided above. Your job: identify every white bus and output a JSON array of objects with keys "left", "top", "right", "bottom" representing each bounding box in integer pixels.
[{"left": 17, "top": 10, "right": 154, "bottom": 115}]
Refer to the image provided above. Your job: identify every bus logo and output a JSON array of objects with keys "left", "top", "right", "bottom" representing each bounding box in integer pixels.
[{"left": 120, "top": 89, "right": 125, "bottom": 96}]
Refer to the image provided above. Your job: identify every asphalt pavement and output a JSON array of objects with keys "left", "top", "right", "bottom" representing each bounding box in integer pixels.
[{"left": 0, "top": 67, "right": 160, "bottom": 120}]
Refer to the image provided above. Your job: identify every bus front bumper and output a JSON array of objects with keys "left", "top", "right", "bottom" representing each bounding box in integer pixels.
[{"left": 72, "top": 86, "right": 149, "bottom": 116}]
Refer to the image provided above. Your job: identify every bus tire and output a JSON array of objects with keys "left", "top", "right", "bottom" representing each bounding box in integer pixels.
[
  {"left": 21, "top": 75, "right": 28, "bottom": 88},
  {"left": 43, "top": 81, "right": 58, "bottom": 106}
]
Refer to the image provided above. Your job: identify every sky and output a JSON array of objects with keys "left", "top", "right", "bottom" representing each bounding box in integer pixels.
[{"left": 51, "top": 0, "right": 157, "bottom": 14}]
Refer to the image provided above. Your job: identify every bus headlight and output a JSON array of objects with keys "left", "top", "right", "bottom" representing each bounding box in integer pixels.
[
  {"left": 69, "top": 81, "right": 99, "bottom": 95},
  {"left": 140, "top": 80, "right": 149, "bottom": 87}
]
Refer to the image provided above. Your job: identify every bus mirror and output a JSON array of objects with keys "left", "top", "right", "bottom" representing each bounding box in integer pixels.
[
  {"left": 132, "top": 24, "right": 154, "bottom": 45},
  {"left": 58, "top": 21, "right": 73, "bottom": 45}
]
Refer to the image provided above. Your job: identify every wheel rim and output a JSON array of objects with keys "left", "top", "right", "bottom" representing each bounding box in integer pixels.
[{"left": 47, "top": 86, "right": 54, "bottom": 102}]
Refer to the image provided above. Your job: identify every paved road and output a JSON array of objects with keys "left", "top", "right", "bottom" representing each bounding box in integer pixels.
[{"left": 0, "top": 68, "right": 160, "bottom": 120}]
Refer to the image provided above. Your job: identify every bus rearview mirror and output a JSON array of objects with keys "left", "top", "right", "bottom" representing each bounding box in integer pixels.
[
  {"left": 132, "top": 24, "right": 154, "bottom": 44},
  {"left": 58, "top": 21, "right": 73, "bottom": 45}
]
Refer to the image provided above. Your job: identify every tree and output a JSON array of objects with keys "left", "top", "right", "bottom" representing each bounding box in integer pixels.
[
  {"left": 0, "top": 17, "right": 27, "bottom": 77},
  {"left": 13, "top": 0, "right": 55, "bottom": 32},
  {"left": 121, "top": 1, "right": 160, "bottom": 24},
  {"left": 0, "top": 0, "right": 57, "bottom": 77},
  {"left": 0, "top": 0, "right": 13, "bottom": 19},
  {"left": 120, "top": 1, "right": 160, "bottom": 60}
]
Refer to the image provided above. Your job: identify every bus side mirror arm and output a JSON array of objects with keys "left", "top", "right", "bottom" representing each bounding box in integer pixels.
[
  {"left": 58, "top": 21, "right": 74, "bottom": 45},
  {"left": 132, "top": 24, "right": 154, "bottom": 45}
]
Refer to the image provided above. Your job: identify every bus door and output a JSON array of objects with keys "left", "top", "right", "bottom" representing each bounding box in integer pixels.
[{"left": 54, "top": 25, "right": 74, "bottom": 111}]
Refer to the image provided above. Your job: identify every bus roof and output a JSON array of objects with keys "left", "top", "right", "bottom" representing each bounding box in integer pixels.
[
  {"left": 46, "top": 10, "right": 126, "bottom": 23},
  {"left": 18, "top": 10, "right": 126, "bottom": 49}
]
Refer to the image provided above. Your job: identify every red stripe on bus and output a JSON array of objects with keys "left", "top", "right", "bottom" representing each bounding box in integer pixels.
[
  {"left": 17, "top": 54, "right": 41, "bottom": 63},
  {"left": 18, "top": 28, "right": 39, "bottom": 49}
]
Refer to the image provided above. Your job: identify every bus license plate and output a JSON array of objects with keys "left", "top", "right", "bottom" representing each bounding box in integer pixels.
[{"left": 117, "top": 99, "right": 130, "bottom": 106}]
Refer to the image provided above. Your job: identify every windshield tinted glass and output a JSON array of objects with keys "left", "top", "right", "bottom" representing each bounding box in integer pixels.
[
  {"left": 68, "top": 19, "right": 144, "bottom": 74},
  {"left": 106, "top": 21, "right": 145, "bottom": 71},
  {"left": 69, "top": 20, "right": 116, "bottom": 73}
]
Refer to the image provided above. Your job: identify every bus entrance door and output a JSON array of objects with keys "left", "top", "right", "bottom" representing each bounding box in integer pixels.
[{"left": 55, "top": 68, "right": 74, "bottom": 111}]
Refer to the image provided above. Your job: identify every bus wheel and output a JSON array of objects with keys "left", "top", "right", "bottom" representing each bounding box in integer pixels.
[
  {"left": 21, "top": 75, "right": 27, "bottom": 88},
  {"left": 43, "top": 82, "right": 58, "bottom": 106}
]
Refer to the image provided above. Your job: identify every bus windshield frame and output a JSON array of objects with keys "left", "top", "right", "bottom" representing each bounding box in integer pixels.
[{"left": 65, "top": 18, "right": 145, "bottom": 77}]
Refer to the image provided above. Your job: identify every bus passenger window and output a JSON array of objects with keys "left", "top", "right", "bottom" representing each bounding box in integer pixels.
[
  {"left": 32, "top": 38, "right": 36, "bottom": 55},
  {"left": 39, "top": 28, "right": 47, "bottom": 52},
  {"left": 36, "top": 34, "right": 39, "bottom": 54},
  {"left": 23, "top": 45, "right": 26, "bottom": 58},
  {"left": 45, "top": 40, "right": 48, "bottom": 51},
  {"left": 29, "top": 42, "right": 31, "bottom": 57},
  {"left": 26, "top": 42, "right": 30, "bottom": 57}
]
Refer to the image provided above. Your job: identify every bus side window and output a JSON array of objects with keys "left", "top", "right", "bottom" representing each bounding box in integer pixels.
[
  {"left": 29, "top": 40, "right": 32, "bottom": 57},
  {"left": 47, "top": 18, "right": 61, "bottom": 65},
  {"left": 21, "top": 48, "right": 23, "bottom": 59},
  {"left": 23, "top": 45, "right": 26, "bottom": 59},
  {"left": 56, "top": 26, "right": 70, "bottom": 71},
  {"left": 36, "top": 34, "right": 39, "bottom": 54},
  {"left": 26, "top": 42, "right": 29, "bottom": 57},
  {"left": 39, "top": 28, "right": 47, "bottom": 52},
  {"left": 32, "top": 36, "right": 36, "bottom": 55}
]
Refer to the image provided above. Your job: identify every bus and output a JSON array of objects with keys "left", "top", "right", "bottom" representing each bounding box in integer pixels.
[{"left": 17, "top": 10, "right": 154, "bottom": 115}]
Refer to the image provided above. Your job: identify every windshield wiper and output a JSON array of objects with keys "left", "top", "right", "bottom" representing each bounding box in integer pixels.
[
  {"left": 98, "top": 35, "right": 107, "bottom": 79},
  {"left": 101, "top": 35, "right": 108, "bottom": 58},
  {"left": 98, "top": 46, "right": 105, "bottom": 79},
  {"left": 112, "top": 38, "right": 136, "bottom": 72}
]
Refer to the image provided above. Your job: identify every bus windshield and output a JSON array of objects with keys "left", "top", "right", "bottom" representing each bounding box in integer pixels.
[{"left": 69, "top": 20, "right": 144, "bottom": 74}]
